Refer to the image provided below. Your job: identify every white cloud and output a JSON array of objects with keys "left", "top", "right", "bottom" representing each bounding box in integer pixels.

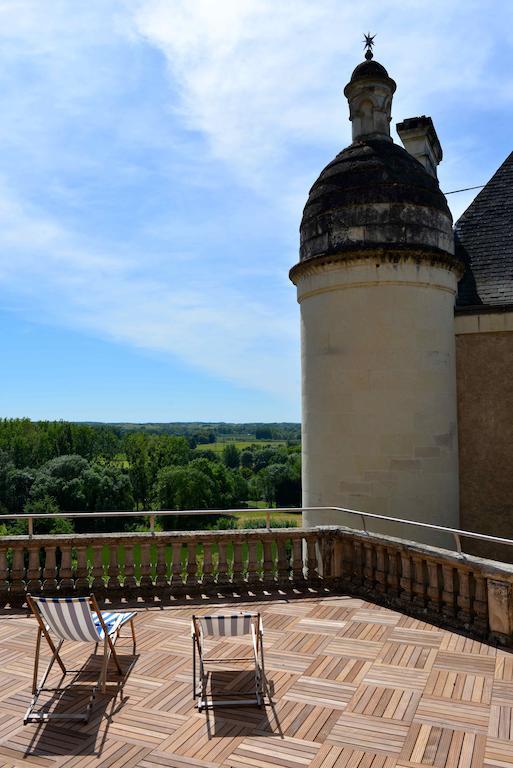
[{"left": 0, "top": 0, "right": 511, "bottom": 411}]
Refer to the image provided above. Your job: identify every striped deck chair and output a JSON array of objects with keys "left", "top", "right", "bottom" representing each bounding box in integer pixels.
[
  {"left": 192, "top": 613, "right": 265, "bottom": 711},
  {"left": 25, "top": 593, "right": 136, "bottom": 725}
]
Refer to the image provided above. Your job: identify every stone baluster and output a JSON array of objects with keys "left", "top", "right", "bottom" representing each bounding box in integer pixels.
[
  {"left": 277, "top": 539, "right": 290, "bottom": 587},
  {"left": 74, "top": 545, "right": 89, "bottom": 593},
  {"left": 441, "top": 564, "right": 457, "bottom": 621},
  {"left": 232, "top": 541, "right": 245, "bottom": 587},
  {"left": 202, "top": 542, "right": 215, "bottom": 588},
  {"left": 386, "top": 547, "right": 400, "bottom": 600},
  {"left": 171, "top": 542, "right": 183, "bottom": 590},
  {"left": 363, "top": 542, "right": 375, "bottom": 591},
  {"left": 457, "top": 568, "right": 472, "bottom": 626},
  {"left": 473, "top": 573, "right": 488, "bottom": 634},
  {"left": 352, "top": 540, "right": 364, "bottom": 588},
  {"left": 43, "top": 545, "right": 58, "bottom": 595},
  {"left": 306, "top": 537, "right": 319, "bottom": 584},
  {"left": 0, "top": 547, "right": 9, "bottom": 607},
  {"left": 123, "top": 544, "right": 137, "bottom": 595},
  {"left": 217, "top": 541, "right": 230, "bottom": 586},
  {"left": 139, "top": 541, "right": 153, "bottom": 594},
  {"left": 247, "top": 540, "right": 260, "bottom": 586},
  {"left": 10, "top": 545, "right": 26, "bottom": 606},
  {"left": 91, "top": 544, "right": 105, "bottom": 595},
  {"left": 262, "top": 539, "right": 275, "bottom": 588},
  {"left": 341, "top": 537, "right": 354, "bottom": 586},
  {"left": 399, "top": 553, "right": 413, "bottom": 606},
  {"left": 375, "top": 545, "right": 386, "bottom": 594},
  {"left": 59, "top": 544, "right": 74, "bottom": 593},
  {"left": 155, "top": 542, "right": 168, "bottom": 589},
  {"left": 106, "top": 544, "right": 120, "bottom": 596},
  {"left": 26, "top": 546, "right": 42, "bottom": 594},
  {"left": 291, "top": 538, "right": 305, "bottom": 585},
  {"left": 186, "top": 542, "right": 198, "bottom": 588},
  {"left": 412, "top": 555, "right": 427, "bottom": 607},
  {"left": 426, "top": 559, "right": 442, "bottom": 613}
]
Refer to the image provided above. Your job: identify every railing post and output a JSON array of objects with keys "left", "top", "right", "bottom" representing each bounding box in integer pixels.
[
  {"left": 276, "top": 537, "right": 290, "bottom": 587},
  {"left": 171, "top": 542, "right": 184, "bottom": 591},
  {"left": 291, "top": 536, "right": 305, "bottom": 586},
  {"left": 123, "top": 544, "right": 137, "bottom": 598},
  {"left": 262, "top": 537, "right": 275, "bottom": 588},
  {"left": 43, "top": 545, "right": 58, "bottom": 595},
  {"left": 59, "top": 544, "right": 74, "bottom": 593},
  {"left": 247, "top": 540, "right": 260, "bottom": 586},
  {"left": 74, "top": 545, "right": 89, "bottom": 594},
  {"left": 202, "top": 542, "right": 215, "bottom": 589},
  {"left": 217, "top": 541, "right": 230, "bottom": 586},
  {"left": 186, "top": 541, "right": 199, "bottom": 589},
  {"left": 27, "top": 545, "right": 42, "bottom": 594},
  {"left": 0, "top": 547, "right": 9, "bottom": 607},
  {"left": 10, "top": 545, "right": 26, "bottom": 607},
  {"left": 91, "top": 544, "right": 105, "bottom": 597},
  {"left": 232, "top": 540, "right": 245, "bottom": 588}
]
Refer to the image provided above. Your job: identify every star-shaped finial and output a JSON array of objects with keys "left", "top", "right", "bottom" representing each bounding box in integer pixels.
[{"left": 363, "top": 32, "right": 375, "bottom": 59}]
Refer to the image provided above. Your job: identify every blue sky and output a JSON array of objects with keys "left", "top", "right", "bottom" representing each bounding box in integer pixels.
[{"left": 0, "top": 0, "right": 512, "bottom": 423}]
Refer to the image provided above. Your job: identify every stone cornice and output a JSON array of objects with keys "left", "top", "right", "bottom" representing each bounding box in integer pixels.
[{"left": 289, "top": 244, "right": 464, "bottom": 284}]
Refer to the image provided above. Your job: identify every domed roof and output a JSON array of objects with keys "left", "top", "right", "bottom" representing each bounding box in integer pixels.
[
  {"left": 297, "top": 139, "right": 455, "bottom": 267},
  {"left": 349, "top": 58, "right": 390, "bottom": 82}
]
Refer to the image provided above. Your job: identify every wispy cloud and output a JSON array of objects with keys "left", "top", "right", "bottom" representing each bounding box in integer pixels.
[{"left": 0, "top": 0, "right": 511, "bottom": 414}]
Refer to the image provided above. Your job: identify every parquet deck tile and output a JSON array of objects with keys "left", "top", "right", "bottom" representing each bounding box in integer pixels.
[
  {"left": 283, "top": 676, "right": 356, "bottom": 710},
  {"left": 434, "top": 652, "right": 497, "bottom": 677},
  {"left": 323, "top": 637, "right": 382, "bottom": 660},
  {"left": 346, "top": 685, "right": 420, "bottom": 722},
  {"left": 327, "top": 712, "right": 410, "bottom": 754},
  {"left": 223, "top": 734, "right": 319, "bottom": 768},
  {"left": 303, "top": 655, "right": 372, "bottom": 684},
  {"left": 399, "top": 723, "right": 486, "bottom": 767},
  {"left": 377, "top": 643, "right": 438, "bottom": 671},
  {"left": 415, "top": 698, "right": 490, "bottom": 733},
  {"left": 338, "top": 622, "right": 392, "bottom": 643},
  {"left": 310, "top": 744, "right": 397, "bottom": 768},
  {"left": 489, "top": 705, "right": 513, "bottom": 740},
  {"left": 484, "top": 737, "right": 513, "bottom": 767},
  {"left": 362, "top": 664, "right": 430, "bottom": 691},
  {"left": 388, "top": 628, "right": 444, "bottom": 648},
  {"left": 425, "top": 670, "right": 493, "bottom": 704},
  {"left": 1, "top": 593, "right": 508, "bottom": 767}
]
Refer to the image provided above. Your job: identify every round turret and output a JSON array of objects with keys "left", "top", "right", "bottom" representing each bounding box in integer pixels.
[{"left": 290, "top": 41, "right": 462, "bottom": 546}]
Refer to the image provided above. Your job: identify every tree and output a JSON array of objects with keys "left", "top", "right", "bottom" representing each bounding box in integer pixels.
[
  {"left": 125, "top": 433, "right": 150, "bottom": 509},
  {"left": 157, "top": 466, "right": 214, "bottom": 512},
  {"left": 223, "top": 443, "right": 240, "bottom": 469}
]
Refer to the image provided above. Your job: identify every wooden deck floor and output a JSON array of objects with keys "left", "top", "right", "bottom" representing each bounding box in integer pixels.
[{"left": 0, "top": 594, "right": 512, "bottom": 767}]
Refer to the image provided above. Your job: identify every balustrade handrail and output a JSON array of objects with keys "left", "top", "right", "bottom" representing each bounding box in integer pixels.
[{"left": 2, "top": 505, "right": 513, "bottom": 554}]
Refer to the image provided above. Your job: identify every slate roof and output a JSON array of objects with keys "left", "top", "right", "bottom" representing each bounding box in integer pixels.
[{"left": 455, "top": 151, "right": 513, "bottom": 308}]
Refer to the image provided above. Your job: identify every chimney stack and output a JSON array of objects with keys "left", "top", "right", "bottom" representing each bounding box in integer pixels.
[{"left": 396, "top": 115, "right": 442, "bottom": 178}]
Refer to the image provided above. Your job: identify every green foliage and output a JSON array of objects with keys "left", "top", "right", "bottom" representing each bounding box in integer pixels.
[
  {"left": 0, "top": 419, "right": 302, "bottom": 534},
  {"left": 222, "top": 443, "right": 240, "bottom": 469}
]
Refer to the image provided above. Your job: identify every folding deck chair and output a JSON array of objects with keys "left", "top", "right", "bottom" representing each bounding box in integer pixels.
[
  {"left": 192, "top": 612, "right": 265, "bottom": 711},
  {"left": 24, "top": 593, "right": 136, "bottom": 725}
]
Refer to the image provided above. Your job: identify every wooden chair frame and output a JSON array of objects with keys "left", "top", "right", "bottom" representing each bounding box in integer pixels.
[
  {"left": 24, "top": 593, "right": 136, "bottom": 725},
  {"left": 192, "top": 613, "right": 266, "bottom": 712}
]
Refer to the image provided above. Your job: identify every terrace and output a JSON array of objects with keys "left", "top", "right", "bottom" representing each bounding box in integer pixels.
[{"left": 1, "top": 509, "right": 513, "bottom": 767}]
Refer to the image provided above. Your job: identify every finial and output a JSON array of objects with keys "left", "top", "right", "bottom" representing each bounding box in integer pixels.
[{"left": 363, "top": 32, "right": 375, "bottom": 60}]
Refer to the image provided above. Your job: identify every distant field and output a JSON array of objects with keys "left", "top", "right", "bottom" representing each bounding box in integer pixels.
[{"left": 195, "top": 439, "right": 288, "bottom": 453}]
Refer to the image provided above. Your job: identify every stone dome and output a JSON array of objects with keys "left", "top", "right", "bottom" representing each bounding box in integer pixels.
[
  {"left": 294, "top": 138, "right": 457, "bottom": 272},
  {"left": 348, "top": 59, "right": 394, "bottom": 86}
]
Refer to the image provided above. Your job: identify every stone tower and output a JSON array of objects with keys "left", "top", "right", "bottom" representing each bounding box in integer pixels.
[{"left": 289, "top": 43, "right": 462, "bottom": 543}]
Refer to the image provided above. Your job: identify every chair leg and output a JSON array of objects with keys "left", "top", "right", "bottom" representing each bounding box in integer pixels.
[
  {"left": 130, "top": 619, "right": 136, "bottom": 654},
  {"left": 32, "top": 628, "right": 42, "bottom": 695},
  {"left": 101, "top": 635, "right": 109, "bottom": 694}
]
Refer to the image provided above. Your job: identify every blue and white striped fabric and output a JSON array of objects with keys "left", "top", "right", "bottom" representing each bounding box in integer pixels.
[
  {"left": 33, "top": 597, "right": 134, "bottom": 643},
  {"left": 198, "top": 613, "right": 257, "bottom": 637},
  {"left": 93, "top": 610, "right": 136, "bottom": 640}
]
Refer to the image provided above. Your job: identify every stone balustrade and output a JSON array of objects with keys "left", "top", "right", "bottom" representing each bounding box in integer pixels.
[{"left": 1, "top": 525, "right": 513, "bottom": 644}]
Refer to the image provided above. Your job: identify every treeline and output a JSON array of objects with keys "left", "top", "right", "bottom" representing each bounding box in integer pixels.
[
  {"left": 87, "top": 421, "right": 301, "bottom": 444},
  {"left": 0, "top": 419, "right": 301, "bottom": 534}
]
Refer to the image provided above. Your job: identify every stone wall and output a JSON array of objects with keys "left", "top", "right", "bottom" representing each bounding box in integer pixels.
[{"left": 455, "top": 314, "right": 513, "bottom": 561}]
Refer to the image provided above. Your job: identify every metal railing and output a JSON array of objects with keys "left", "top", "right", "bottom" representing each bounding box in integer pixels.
[{"left": 1, "top": 505, "right": 513, "bottom": 555}]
